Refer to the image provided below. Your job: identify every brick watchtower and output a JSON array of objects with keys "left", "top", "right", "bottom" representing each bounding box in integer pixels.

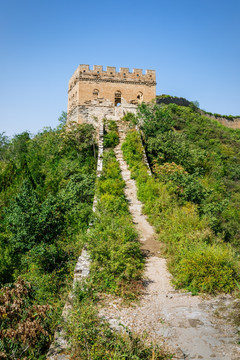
[{"left": 67, "top": 65, "right": 156, "bottom": 126}]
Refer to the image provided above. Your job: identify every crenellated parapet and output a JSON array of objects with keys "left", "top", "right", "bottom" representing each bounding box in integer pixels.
[
  {"left": 67, "top": 64, "right": 156, "bottom": 127},
  {"left": 68, "top": 65, "right": 156, "bottom": 91}
]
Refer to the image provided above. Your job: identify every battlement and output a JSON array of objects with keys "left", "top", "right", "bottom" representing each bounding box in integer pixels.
[
  {"left": 67, "top": 64, "right": 156, "bottom": 126},
  {"left": 68, "top": 64, "right": 156, "bottom": 91}
]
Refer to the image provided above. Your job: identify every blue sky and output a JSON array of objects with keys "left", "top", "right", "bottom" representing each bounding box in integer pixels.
[{"left": 0, "top": 0, "right": 240, "bottom": 136}]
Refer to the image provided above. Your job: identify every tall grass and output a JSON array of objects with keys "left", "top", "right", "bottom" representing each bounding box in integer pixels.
[{"left": 122, "top": 130, "right": 239, "bottom": 294}]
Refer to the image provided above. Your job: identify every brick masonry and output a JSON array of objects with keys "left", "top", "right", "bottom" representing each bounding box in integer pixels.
[{"left": 67, "top": 65, "right": 156, "bottom": 127}]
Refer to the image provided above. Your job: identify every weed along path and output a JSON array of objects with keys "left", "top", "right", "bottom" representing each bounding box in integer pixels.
[{"left": 99, "top": 128, "right": 240, "bottom": 360}]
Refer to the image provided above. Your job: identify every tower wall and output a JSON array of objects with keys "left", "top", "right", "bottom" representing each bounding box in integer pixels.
[{"left": 67, "top": 65, "right": 156, "bottom": 126}]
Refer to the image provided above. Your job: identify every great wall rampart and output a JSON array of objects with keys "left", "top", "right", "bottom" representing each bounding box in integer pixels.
[
  {"left": 67, "top": 65, "right": 156, "bottom": 126},
  {"left": 46, "top": 66, "right": 240, "bottom": 359},
  {"left": 67, "top": 65, "right": 240, "bottom": 130}
]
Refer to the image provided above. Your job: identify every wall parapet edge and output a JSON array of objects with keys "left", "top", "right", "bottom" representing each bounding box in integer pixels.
[{"left": 69, "top": 64, "right": 156, "bottom": 91}]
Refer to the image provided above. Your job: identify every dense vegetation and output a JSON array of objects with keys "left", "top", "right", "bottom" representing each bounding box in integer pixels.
[
  {"left": 0, "top": 118, "right": 171, "bottom": 359},
  {"left": 2, "top": 100, "right": 239, "bottom": 357},
  {"left": 122, "top": 103, "right": 240, "bottom": 294},
  {"left": 0, "top": 121, "right": 97, "bottom": 358},
  {"left": 65, "top": 137, "right": 171, "bottom": 359},
  {"left": 103, "top": 119, "right": 119, "bottom": 148},
  {"left": 86, "top": 150, "right": 143, "bottom": 295},
  {"left": 156, "top": 94, "right": 240, "bottom": 120}
]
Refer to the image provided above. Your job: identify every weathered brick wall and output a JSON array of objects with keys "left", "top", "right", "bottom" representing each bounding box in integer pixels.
[
  {"left": 68, "top": 98, "right": 138, "bottom": 126},
  {"left": 207, "top": 115, "right": 240, "bottom": 129},
  {"left": 67, "top": 65, "right": 156, "bottom": 126},
  {"left": 68, "top": 80, "right": 155, "bottom": 109}
]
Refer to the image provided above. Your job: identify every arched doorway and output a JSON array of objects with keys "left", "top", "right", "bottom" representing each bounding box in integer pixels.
[{"left": 115, "top": 91, "right": 121, "bottom": 106}]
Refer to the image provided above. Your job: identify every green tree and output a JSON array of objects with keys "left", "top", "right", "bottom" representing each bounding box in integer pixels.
[
  {"left": 0, "top": 132, "right": 9, "bottom": 161},
  {"left": 58, "top": 111, "right": 67, "bottom": 126}
]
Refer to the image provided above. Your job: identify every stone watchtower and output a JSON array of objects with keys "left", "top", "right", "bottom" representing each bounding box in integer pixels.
[{"left": 67, "top": 65, "right": 156, "bottom": 127}]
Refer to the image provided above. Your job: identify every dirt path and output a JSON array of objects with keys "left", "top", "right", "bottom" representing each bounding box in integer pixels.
[{"left": 100, "top": 128, "right": 240, "bottom": 360}]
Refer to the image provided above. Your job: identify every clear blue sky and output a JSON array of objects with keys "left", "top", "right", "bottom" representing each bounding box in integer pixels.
[{"left": 0, "top": 0, "right": 240, "bottom": 136}]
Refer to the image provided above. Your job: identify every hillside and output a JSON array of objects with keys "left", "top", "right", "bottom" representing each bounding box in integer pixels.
[
  {"left": 123, "top": 103, "right": 240, "bottom": 293},
  {"left": 0, "top": 122, "right": 97, "bottom": 358},
  {"left": 1, "top": 102, "right": 240, "bottom": 359},
  {"left": 156, "top": 95, "right": 240, "bottom": 129}
]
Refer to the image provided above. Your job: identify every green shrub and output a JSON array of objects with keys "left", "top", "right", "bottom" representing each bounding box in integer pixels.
[
  {"left": 107, "top": 119, "right": 118, "bottom": 132},
  {"left": 98, "top": 178, "right": 125, "bottom": 196},
  {"left": 121, "top": 130, "right": 144, "bottom": 166},
  {"left": 100, "top": 150, "right": 122, "bottom": 179},
  {"left": 97, "top": 193, "right": 128, "bottom": 215},
  {"left": 122, "top": 112, "right": 137, "bottom": 124},
  {"left": 0, "top": 278, "right": 52, "bottom": 359},
  {"left": 153, "top": 162, "right": 207, "bottom": 204},
  {"left": 5, "top": 182, "right": 66, "bottom": 254},
  {"left": 103, "top": 131, "right": 119, "bottom": 148},
  {"left": 173, "top": 244, "right": 239, "bottom": 294},
  {"left": 137, "top": 103, "right": 175, "bottom": 137},
  {"left": 103, "top": 120, "right": 119, "bottom": 148},
  {"left": 0, "top": 233, "right": 15, "bottom": 285}
]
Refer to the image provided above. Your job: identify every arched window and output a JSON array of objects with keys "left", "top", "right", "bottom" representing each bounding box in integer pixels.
[
  {"left": 93, "top": 89, "right": 99, "bottom": 98},
  {"left": 137, "top": 92, "right": 143, "bottom": 104},
  {"left": 115, "top": 90, "right": 121, "bottom": 106}
]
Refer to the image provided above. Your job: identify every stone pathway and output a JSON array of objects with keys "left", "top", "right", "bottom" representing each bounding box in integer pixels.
[{"left": 99, "top": 127, "right": 240, "bottom": 360}]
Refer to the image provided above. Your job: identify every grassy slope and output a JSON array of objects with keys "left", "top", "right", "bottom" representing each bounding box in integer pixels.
[
  {"left": 122, "top": 103, "right": 240, "bottom": 294},
  {"left": 0, "top": 123, "right": 97, "bottom": 358}
]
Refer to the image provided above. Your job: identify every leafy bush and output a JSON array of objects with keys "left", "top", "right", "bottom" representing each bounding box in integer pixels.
[
  {"left": 153, "top": 162, "right": 207, "bottom": 204},
  {"left": 122, "top": 112, "right": 137, "bottom": 125},
  {"left": 0, "top": 278, "right": 52, "bottom": 359},
  {"left": 107, "top": 119, "right": 118, "bottom": 132},
  {"left": 173, "top": 244, "right": 238, "bottom": 294},
  {"left": 103, "top": 131, "right": 119, "bottom": 148},
  {"left": 103, "top": 120, "right": 119, "bottom": 148},
  {"left": 6, "top": 182, "right": 66, "bottom": 254},
  {"left": 121, "top": 129, "right": 144, "bottom": 166},
  {"left": 147, "top": 132, "right": 207, "bottom": 175},
  {"left": 137, "top": 103, "right": 175, "bottom": 138}
]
